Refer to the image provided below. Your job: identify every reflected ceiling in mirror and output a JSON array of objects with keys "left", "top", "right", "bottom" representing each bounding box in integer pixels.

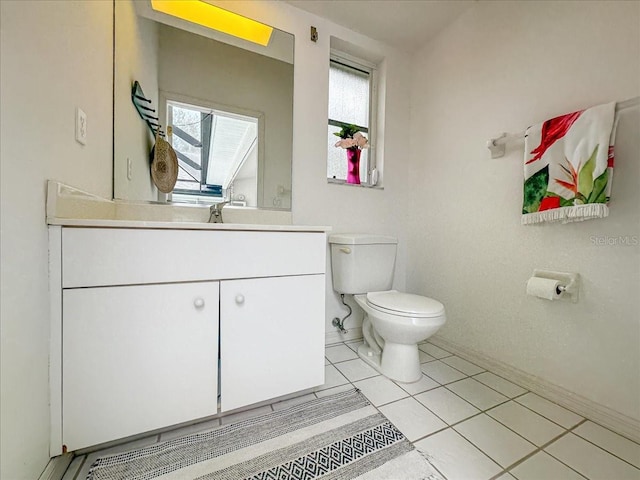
[{"left": 114, "top": 0, "right": 294, "bottom": 210}]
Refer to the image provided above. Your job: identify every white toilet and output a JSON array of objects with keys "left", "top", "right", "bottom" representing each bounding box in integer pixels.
[{"left": 329, "top": 234, "right": 446, "bottom": 383}]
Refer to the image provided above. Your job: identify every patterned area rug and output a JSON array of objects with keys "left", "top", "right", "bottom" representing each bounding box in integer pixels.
[{"left": 86, "top": 388, "right": 442, "bottom": 480}]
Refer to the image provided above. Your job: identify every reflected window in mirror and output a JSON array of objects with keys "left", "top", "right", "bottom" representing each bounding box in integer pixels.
[
  {"left": 167, "top": 99, "right": 259, "bottom": 206},
  {"left": 327, "top": 53, "right": 377, "bottom": 186}
]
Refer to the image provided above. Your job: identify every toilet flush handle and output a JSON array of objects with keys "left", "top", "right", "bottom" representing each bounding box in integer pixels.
[{"left": 339, "top": 247, "right": 351, "bottom": 254}]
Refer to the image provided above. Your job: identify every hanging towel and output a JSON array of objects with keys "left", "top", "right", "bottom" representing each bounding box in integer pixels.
[{"left": 522, "top": 102, "right": 617, "bottom": 225}]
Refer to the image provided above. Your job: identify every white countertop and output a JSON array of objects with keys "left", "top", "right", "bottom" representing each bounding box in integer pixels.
[
  {"left": 47, "top": 217, "right": 331, "bottom": 233},
  {"left": 45, "top": 181, "right": 330, "bottom": 233}
]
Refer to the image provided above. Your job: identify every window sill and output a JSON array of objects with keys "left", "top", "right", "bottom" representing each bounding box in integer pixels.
[{"left": 327, "top": 178, "right": 384, "bottom": 190}]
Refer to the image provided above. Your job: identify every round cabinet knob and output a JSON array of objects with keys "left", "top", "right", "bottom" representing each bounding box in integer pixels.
[
  {"left": 194, "top": 298, "right": 205, "bottom": 309},
  {"left": 235, "top": 294, "right": 245, "bottom": 305}
]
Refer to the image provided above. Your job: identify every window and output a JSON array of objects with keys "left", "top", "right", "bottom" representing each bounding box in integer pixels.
[
  {"left": 167, "top": 99, "right": 259, "bottom": 203},
  {"left": 327, "top": 53, "right": 377, "bottom": 185}
]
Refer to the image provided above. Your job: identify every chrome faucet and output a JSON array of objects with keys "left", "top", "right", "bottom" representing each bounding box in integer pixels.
[{"left": 209, "top": 201, "right": 231, "bottom": 223}]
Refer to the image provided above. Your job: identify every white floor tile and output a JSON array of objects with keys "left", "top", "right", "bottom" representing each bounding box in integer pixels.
[
  {"left": 473, "top": 372, "right": 527, "bottom": 398},
  {"left": 396, "top": 374, "right": 440, "bottom": 395},
  {"left": 455, "top": 414, "right": 536, "bottom": 467},
  {"left": 354, "top": 375, "right": 408, "bottom": 406},
  {"left": 447, "top": 378, "right": 509, "bottom": 410},
  {"left": 379, "top": 397, "right": 446, "bottom": 442},
  {"left": 315, "top": 364, "right": 349, "bottom": 391},
  {"left": 62, "top": 456, "right": 85, "bottom": 480},
  {"left": 159, "top": 417, "right": 220, "bottom": 441},
  {"left": 220, "top": 405, "right": 272, "bottom": 425},
  {"left": 487, "top": 401, "right": 564, "bottom": 447},
  {"left": 345, "top": 341, "right": 363, "bottom": 352},
  {"left": 573, "top": 421, "right": 640, "bottom": 469},
  {"left": 515, "top": 393, "right": 583, "bottom": 428},
  {"left": 546, "top": 433, "right": 640, "bottom": 480},
  {"left": 415, "top": 428, "right": 502, "bottom": 480},
  {"left": 325, "top": 344, "right": 358, "bottom": 363},
  {"left": 421, "top": 360, "right": 466, "bottom": 384},
  {"left": 496, "top": 473, "right": 517, "bottom": 480},
  {"left": 272, "top": 393, "right": 317, "bottom": 411},
  {"left": 325, "top": 358, "right": 330, "bottom": 365},
  {"left": 441, "top": 356, "right": 485, "bottom": 375},
  {"left": 334, "top": 358, "right": 379, "bottom": 382},
  {"left": 419, "top": 343, "right": 452, "bottom": 359},
  {"left": 314, "top": 384, "right": 354, "bottom": 398},
  {"left": 419, "top": 350, "right": 437, "bottom": 363},
  {"left": 415, "top": 387, "right": 480, "bottom": 425},
  {"left": 511, "top": 451, "right": 585, "bottom": 480}
]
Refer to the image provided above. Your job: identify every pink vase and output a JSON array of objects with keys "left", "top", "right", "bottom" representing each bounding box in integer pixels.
[{"left": 346, "top": 148, "right": 361, "bottom": 184}]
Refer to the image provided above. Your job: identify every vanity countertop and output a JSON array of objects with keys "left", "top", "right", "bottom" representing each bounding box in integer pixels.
[
  {"left": 47, "top": 217, "right": 331, "bottom": 232},
  {"left": 46, "top": 181, "right": 330, "bottom": 233}
]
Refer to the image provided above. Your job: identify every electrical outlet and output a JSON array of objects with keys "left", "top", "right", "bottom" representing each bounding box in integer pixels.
[{"left": 75, "top": 108, "right": 87, "bottom": 145}]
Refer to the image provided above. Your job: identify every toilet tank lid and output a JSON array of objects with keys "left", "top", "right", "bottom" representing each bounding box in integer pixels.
[{"left": 329, "top": 234, "right": 398, "bottom": 245}]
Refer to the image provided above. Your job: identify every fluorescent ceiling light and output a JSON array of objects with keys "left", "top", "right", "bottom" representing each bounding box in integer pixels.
[{"left": 150, "top": 0, "right": 273, "bottom": 46}]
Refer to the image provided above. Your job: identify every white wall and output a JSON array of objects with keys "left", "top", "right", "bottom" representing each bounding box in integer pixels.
[
  {"left": 408, "top": 0, "right": 640, "bottom": 424},
  {"left": 113, "top": 0, "right": 159, "bottom": 202},
  {"left": 0, "top": 1, "right": 113, "bottom": 478}
]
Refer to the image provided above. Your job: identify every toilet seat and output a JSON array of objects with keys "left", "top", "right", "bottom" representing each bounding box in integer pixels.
[{"left": 366, "top": 290, "right": 445, "bottom": 318}]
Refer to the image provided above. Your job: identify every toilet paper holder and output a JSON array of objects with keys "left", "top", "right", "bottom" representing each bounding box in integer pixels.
[{"left": 531, "top": 269, "right": 580, "bottom": 303}]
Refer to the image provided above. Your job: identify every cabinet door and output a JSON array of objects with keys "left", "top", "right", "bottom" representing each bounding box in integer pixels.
[
  {"left": 63, "top": 282, "right": 219, "bottom": 451},
  {"left": 220, "top": 274, "right": 325, "bottom": 412}
]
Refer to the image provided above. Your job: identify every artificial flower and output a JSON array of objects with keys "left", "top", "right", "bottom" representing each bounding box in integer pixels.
[{"left": 333, "top": 124, "right": 369, "bottom": 150}]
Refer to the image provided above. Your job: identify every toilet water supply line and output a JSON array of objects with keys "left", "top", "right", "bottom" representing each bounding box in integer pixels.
[{"left": 332, "top": 294, "right": 352, "bottom": 334}]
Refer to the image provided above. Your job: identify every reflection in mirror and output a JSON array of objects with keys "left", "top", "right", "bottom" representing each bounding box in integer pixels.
[
  {"left": 167, "top": 98, "right": 261, "bottom": 206},
  {"left": 114, "top": 0, "right": 293, "bottom": 210}
]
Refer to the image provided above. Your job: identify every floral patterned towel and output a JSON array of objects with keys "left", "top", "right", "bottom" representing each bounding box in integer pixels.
[{"left": 522, "top": 102, "right": 617, "bottom": 225}]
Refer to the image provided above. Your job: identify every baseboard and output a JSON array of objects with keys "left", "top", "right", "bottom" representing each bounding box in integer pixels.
[
  {"left": 325, "top": 327, "right": 363, "bottom": 345},
  {"left": 430, "top": 335, "right": 640, "bottom": 444},
  {"left": 38, "top": 454, "right": 73, "bottom": 480}
]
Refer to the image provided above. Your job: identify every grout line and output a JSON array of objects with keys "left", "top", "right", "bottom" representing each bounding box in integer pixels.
[
  {"left": 574, "top": 425, "right": 640, "bottom": 468},
  {"left": 327, "top": 356, "right": 360, "bottom": 365},
  {"left": 546, "top": 419, "right": 640, "bottom": 472},
  {"left": 511, "top": 393, "right": 584, "bottom": 430},
  {"left": 466, "top": 373, "right": 528, "bottom": 400},
  {"left": 441, "top": 382, "right": 511, "bottom": 411},
  {"left": 500, "top": 420, "right": 590, "bottom": 480}
]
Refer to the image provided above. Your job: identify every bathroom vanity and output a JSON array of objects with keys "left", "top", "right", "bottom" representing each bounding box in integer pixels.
[{"left": 48, "top": 221, "right": 327, "bottom": 454}]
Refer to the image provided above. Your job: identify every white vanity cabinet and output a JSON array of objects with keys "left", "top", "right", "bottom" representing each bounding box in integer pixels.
[
  {"left": 62, "top": 282, "right": 220, "bottom": 451},
  {"left": 49, "top": 225, "right": 326, "bottom": 455},
  {"left": 220, "top": 275, "right": 325, "bottom": 411}
]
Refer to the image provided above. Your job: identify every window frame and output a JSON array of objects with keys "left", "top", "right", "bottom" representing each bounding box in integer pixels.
[
  {"left": 159, "top": 90, "right": 265, "bottom": 204},
  {"left": 327, "top": 50, "right": 378, "bottom": 186}
]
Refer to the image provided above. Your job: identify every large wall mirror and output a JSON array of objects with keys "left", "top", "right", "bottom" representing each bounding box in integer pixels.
[{"left": 114, "top": 0, "right": 294, "bottom": 210}]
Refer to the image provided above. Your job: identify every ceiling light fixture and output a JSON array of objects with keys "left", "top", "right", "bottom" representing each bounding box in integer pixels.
[{"left": 150, "top": 0, "right": 273, "bottom": 46}]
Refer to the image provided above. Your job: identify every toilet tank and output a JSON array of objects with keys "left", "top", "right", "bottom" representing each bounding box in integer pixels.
[{"left": 328, "top": 234, "right": 398, "bottom": 294}]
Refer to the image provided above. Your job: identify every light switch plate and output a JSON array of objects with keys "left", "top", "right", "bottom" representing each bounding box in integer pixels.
[{"left": 75, "top": 108, "right": 87, "bottom": 145}]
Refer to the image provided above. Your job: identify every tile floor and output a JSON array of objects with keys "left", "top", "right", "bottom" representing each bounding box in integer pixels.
[{"left": 63, "top": 340, "right": 640, "bottom": 480}]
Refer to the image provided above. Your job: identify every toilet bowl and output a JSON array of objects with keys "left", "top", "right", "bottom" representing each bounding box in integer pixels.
[
  {"left": 328, "top": 233, "right": 447, "bottom": 384},
  {"left": 354, "top": 290, "right": 446, "bottom": 383}
]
